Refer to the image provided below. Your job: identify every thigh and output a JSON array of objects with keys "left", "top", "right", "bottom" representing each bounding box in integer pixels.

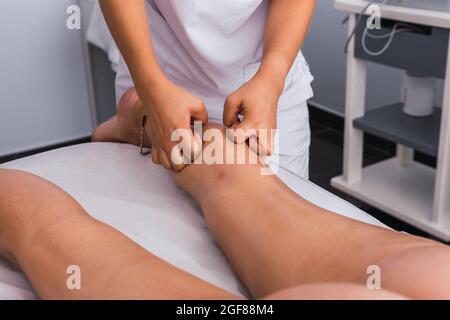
[
  {"left": 306, "top": 210, "right": 450, "bottom": 299},
  {"left": 335, "top": 226, "right": 450, "bottom": 299},
  {"left": 377, "top": 243, "right": 450, "bottom": 299},
  {"left": 0, "top": 169, "right": 238, "bottom": 300}
]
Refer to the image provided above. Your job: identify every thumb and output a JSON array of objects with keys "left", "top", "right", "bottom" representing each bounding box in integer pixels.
[
  {"left": 223, "top": 96, "right": 241, "bottom": 128},
  {"left": 192, "top": 102, "right": 208, "bottom": 125}
]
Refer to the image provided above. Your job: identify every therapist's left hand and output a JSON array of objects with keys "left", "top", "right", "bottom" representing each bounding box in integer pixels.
[{"left": 223, "top": 73, "right": 284, "bottom": 156}]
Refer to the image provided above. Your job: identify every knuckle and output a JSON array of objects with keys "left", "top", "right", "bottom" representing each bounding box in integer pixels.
[
  {"left": 164, "top": 162, "right": 172, "bottom": 170},
  {"left": 165, "top": 145, "right": 175, "bottom": 157},
  {"left": 225, "top": 95, "right": 237, "bottom": 107},
  {"left": 251, "top": 119, "right": 263, "bottom": 129},
  {"left": 193, "top": 99, "right": 203, "bottom": 109}
]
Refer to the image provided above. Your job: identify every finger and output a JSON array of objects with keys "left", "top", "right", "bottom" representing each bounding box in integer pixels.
[
  {"left": 256, "top": 128, "right": 274, "bottom": 156},
  {"left": 232, "top": 121, "right": 257, "bottom": 144},
  {"left": 170, "top": 143, "right": 187, "bottom": 172},
  {"left": 226, "top": 122, "right": 239, "bottom": 142},
  {"left": 223, "top": 96, "right": 241, "bottom": 127},
  {"left": 167, "top": 125, "right": 194, "bottom": 171},
  {"left": 191, "top": 102, "right": 209, "bottom": 125},
  {"left": 181, "top": 131, "right": 202, "bottom": 163},
  {"left": 159, "top": 150, "right": 173, "bottom": 170},
  {"left": 172, "top": 159, "right": 187, "bottom": 172},
  {"left": 151, "top": 147, "right": 161, "bottom": 165}
]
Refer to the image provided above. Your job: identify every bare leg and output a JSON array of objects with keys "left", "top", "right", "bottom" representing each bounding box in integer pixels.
[
  {"left": 0, "top": 169, "right": 237, "bottom": 300},
  {"left": 0, "top": 170, "right": 405, "bottom": 300},
  {"left": 173, "top": 125, "right": 450, "bottom": 299}
]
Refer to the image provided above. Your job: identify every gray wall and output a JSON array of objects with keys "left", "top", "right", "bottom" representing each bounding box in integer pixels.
[
  {"left": 0, "top": 0, "right": 93, "bottom": 157},
  {"left": 302, "top": 0, "right": 443, "bottom": 116}
]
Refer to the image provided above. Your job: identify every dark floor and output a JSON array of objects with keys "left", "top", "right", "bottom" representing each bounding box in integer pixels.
[{"left": 309, "top": 116, "right": 432, "bottom": 239}]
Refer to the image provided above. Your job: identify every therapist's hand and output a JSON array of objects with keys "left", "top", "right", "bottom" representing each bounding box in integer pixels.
[
  {"left": 223, "top": 73, "right": 284, "bottom": 156},
  {"left": 143, "top": 81, "right": 208, "bottom": 171}
]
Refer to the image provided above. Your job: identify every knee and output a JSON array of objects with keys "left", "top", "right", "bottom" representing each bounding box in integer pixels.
[
  {"left": 0, "top": 168, "right": 45, "bottom": 184},
  {"left": 0, "top": 169, "right": 37, "bottom": 202},
  {"left": 0, "top": 168, "right": 87, "bottom": 239},
  {"left": 0, "top": 169, "right": 44, "bottom": 261},
  {"left": 377, "top": 242, "right": 450, "bottom": 299},
  {"left": 0, "top": 169, "right": 62, "bottom": 203},
  {"left": 0, "top": 168, "right": 29, "bottom": 181}
]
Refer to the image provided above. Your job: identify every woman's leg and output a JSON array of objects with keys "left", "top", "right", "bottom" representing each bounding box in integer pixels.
[
  {"left": 0, "top": 169, "right": 410, "bottom": 300},
  {"left": 0, "top": 169, "right": 238, "bottom": 300},
  {"left": 172, "top": 124, "right": 450, "bottom": 299}
]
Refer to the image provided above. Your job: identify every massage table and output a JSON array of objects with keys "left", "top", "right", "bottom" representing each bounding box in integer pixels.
[{"left": 0, "top": 143, "right": 386, "bottom": 300}]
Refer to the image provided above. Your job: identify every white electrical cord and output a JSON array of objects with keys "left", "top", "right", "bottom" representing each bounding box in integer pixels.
[
  {"left": 362, "top": 22, "right": 425, "bottom": 56},
  {"left": 343, "top": 0, "right": 389, "bottom": 53},
  {"left": 342, "top": 0, "right": 424, "bottom": 56}
]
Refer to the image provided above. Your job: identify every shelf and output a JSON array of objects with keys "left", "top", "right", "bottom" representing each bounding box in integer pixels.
[
  {"left": 331, "top": 158, "right": 450, "bottom": 241},
  {"left": 353, "top": 103, "right": 441, "bottom": 157},
  {"left": 334, "top": 0, "right": 450, "bottom": 29}
]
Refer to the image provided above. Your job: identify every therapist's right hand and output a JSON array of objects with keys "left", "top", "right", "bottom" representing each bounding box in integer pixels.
[{"left": 142, "top": 82, "right": 208, "bottom": 171}]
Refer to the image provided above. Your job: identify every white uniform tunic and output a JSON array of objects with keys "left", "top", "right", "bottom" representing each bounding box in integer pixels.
[{"left": 116, "top": 0, "right": 314, "bottom": 178}]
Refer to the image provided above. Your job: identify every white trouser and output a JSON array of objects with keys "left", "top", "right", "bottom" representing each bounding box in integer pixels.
[{"left": 268, "top": 101, "right": 310, "bottom": 180}]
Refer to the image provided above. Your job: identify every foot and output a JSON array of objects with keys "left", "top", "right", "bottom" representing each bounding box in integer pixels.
[{"left": 92, "top": 88, "right": 151, "bottom": 147}]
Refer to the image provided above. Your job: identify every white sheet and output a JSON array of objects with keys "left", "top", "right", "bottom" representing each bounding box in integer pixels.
[{"left": 0, "top": 143, "right": 386, "bottom": 300}]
